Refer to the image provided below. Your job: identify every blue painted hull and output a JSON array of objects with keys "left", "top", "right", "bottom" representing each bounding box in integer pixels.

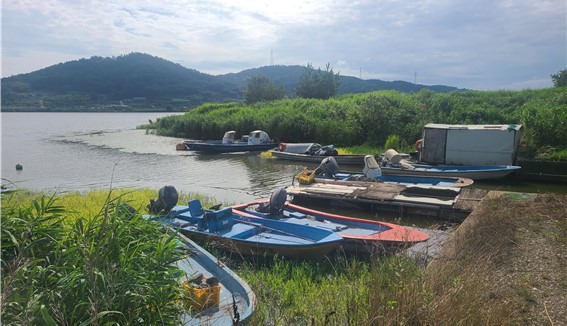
[
  {"left": 159, "top": 204, "right": 343, "bottom": 258},
  {"left": 320, "top": 171, "right": 473, "bottom": 187},
  {"left": 381, "top": 164, "right": 521, "bottom": 180},
  {"left": 185, "top": 140, "right": 278, "bottom": 153},
  {"left": 232, "top": 201, "right": 429, "bottom": 254},
  {"left": 173, "top": 233, "right": 256, "bottom": 325}
]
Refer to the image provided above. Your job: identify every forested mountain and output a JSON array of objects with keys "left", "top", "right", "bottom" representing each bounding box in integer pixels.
[
  {"left": 1, "top": 53, "right": 459, "bottom": 111},
  {"left": 1, "top": 53, "right": 241, "bottom": 110},
  {"left": 218, "top": 66, "right": 459, "bottom": 95}
]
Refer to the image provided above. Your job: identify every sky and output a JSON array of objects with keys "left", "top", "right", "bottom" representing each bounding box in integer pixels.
[{"left": 1, "top": 0, "right": 566, "bottom": 90}]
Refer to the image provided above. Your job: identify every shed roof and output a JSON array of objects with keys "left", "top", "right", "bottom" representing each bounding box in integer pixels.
[{"left": 424, "top": 123, "right": 522, "bottom": 131}]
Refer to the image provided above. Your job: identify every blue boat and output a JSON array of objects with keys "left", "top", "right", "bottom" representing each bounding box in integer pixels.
[
  {"left": 183, "top": 130, "right": 279, "bottom": 153},
  {"left": 314, "top": 156, "right": 474, "bottom": 187},
  {"left": 173, "top": 233, "right": 256, "bottom": 325},
  {"left": 157, "top": 199, "right": 343, "bottom": 258},
  {"left": 379, "top": 149, "right": 521, "bottom": 180},
  {"left": 232, "top": 188, "right": 429, "bottom": 255},
  {"left": 381, "top": 162, "right": 521, "bottom": 180}
]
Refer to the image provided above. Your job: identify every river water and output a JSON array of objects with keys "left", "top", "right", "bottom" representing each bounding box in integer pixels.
[
  {"left": 2, "top": 112, "right": 565, "bottom": 211},
  {"left": 1, "top": 112, "right": 308, "bottom": 203}
]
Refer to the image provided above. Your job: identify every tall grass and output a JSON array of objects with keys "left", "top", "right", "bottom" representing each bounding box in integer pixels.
[
  {"left": 150, "top": 87, "right": 567, "bottom": 156},
  {"left": 0, "top": 191, "right": 195, "bottom": 325},
  {"left": 233, "top": 254, "right": 428, "bottom": 325}
]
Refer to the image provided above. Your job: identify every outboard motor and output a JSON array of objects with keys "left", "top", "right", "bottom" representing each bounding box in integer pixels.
[
  {"left": 256, "top": 187, "right": 287, "bottom": 215},
  {"left": 269, "top": 187, "right": 287, "bottom": 215},
  {"left": 315, "top": 156, "right": 340, "bottom": 177},
  {"left": 363, "top": 155, "right": 382, "bottom": 179},
  {"left": 148, "top": 185, "right": 179, "bottom": 214},
  {"left": 314, "top": 145, "right": 338, "bottom": 156},
  {"left": 383, "top": 149, "right": 402, "bottom": 164}
]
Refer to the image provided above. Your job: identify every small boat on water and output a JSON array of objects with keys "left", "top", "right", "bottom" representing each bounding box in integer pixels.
[
  {"left": 232, "top": 189, "right": 429, "bottom": 254},
  {"left": 180, "top": 130, "right": 279, "bottom": 153},
  {"left": 271, "top": 143, "right": 368, "bottom": 166},
  {"left": 313, "top": 156, "right": 473, "bottom": 187},
  {"left": 156, "top": 199, "right": 343, "bottom": 258},
  {"left": 379, "top": 149, "right": 521, "bottom": 180},
  {"left": 173, "top": 233, "right": 256, "bottom": 325}
]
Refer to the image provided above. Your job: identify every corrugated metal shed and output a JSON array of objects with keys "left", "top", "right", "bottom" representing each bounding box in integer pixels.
[{"left": 419, "top": 124, "right": 522, "bottom": 166}]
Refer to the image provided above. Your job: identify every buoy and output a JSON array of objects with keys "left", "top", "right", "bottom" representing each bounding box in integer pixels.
[{"left": 15, "top": 164, "right": 23, "bottom": 170}]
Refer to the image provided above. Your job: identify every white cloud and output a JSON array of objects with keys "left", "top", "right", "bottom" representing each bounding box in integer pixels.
[{"left": 2, "top": 0, "right": 565, "bottom": 89}]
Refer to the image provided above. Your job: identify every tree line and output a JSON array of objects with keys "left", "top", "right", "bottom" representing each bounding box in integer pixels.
[{"left": 244, "top": 63, "right": 341, "bottom": 103}]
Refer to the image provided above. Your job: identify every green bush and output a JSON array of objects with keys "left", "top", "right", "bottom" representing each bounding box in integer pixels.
[
  {"left": 1, "top": 194, "right": 186, "bottom": 325},
  {"left": 151, "top": 88, "right": 567, "bottom": 156},
  {"left": 384, "top": 134, "right": 401, "bottom": 150}
]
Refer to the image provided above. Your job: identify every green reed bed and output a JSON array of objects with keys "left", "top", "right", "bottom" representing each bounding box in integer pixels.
[
  {"left": 234, "top": 255, "right": 427, "bottom": 325},
  {"left": 0, "top": 189, "right": 222, "bottom": 325},
  {"left": 146, "top": 87, "right": 567, "bottom": 158}
]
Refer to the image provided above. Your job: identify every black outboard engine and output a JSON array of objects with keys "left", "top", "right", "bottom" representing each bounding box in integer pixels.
[
  {"left": 148, "top": 185, "right": 179, "bottom": 214},
  {"left": 256, "top": 187, "right": 287, "bottom": 215},
  {"left": 314, "top": 145, "right": 338, "bottom": 156},
  {"left": 315, "top": 156, "right": 340, "bottom": 177}
]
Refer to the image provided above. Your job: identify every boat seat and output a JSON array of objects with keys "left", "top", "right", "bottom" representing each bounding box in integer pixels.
[
  {"left": 175, "top": 200, "right": 206, "bottom": 227},
  {"left": 223, "top": 223, "right": 258, "bottom": 239},
  {"left": 363, "top": 155, "right": 382, "bottom": 178},
  {"left": 189, "top": 199, "right": 205, "bottom": 217},
  {"left": 207, "top": 207, "right": 234, "bottom": 232}
]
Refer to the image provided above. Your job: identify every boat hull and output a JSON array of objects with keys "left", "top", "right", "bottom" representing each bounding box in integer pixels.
[
  {"left": 186, "top": 141, "right": 278, "bottom": 153},
  {"left": 232, "top": 201, "right": 429, "bottom": 254},
  {"left": 271, "top": 151, "right": 367, "bottom": 166},
  {"left": 160, "top": 205, "right": 343, "bottom": 258},
  {"left": 381, "top": 165, "right": 520, "bottom": 180},
  {"left": 173, "top": 234, "right": 256, "bottom": 325},
  {"left": 182, "top": 231, "right": 341, "bottom": 258},
  {"left": 327, "top": 172, "right": 473, "bottom": 188}
]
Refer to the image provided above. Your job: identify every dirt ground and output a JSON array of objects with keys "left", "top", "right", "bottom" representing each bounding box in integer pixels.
[{"left": 425, "top": 191, "right": 567, "bottom": 325}]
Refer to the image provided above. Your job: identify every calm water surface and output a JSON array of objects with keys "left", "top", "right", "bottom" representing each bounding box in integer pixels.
[{"left": 1, "top": 112, "right": 307, "bottom": 203}]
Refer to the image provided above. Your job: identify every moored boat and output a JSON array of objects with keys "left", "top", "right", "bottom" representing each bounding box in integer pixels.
[
  {"left": 173, "top": 233, "right": 256, "bottom": 325},
  {"left": 271, "top": 143, "right": 368, "bottom": 166},
  {"left": 232, "top": 189, "right": 429, "bottom": 255},
  {"left": 381, "top": 162, "right": 521, "bottom": 180},
  {"left": 378, "top": 149, "right": 520, "bottom": 180},
  {"left": 271, "top": 151, "right": 368, "bottom": 165},
  {"left": 314, "top": 155, "right": 474, "bottom": 187},
  {"left": 157, "top": 199, "right": 343, "bottom": 258},
  {"left": 180, "top": 130, "right": 279, "bottom": 153}
]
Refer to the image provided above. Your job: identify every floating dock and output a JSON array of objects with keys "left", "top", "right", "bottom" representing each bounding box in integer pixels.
[{"left": 286, "top": 178, "right": 487, "bottom": 221}]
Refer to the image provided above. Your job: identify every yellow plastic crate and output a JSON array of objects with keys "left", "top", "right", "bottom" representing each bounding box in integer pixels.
[
  {"left": 182, "top": 279, "right": 221, "bottom": 311},
  {"left": 298, "top": 169, "right": 315, "bottom": 184}
]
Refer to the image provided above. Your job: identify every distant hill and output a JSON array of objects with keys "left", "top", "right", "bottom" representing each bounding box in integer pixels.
[
  {"left": 1, "top": 53, "right": 460, "bottom": 111},
  {"left": 218, "top": 65, "right": 460, "bottom": 95},
  {"left": 1, "top": 53, "right": 241, "bottom": 111}
]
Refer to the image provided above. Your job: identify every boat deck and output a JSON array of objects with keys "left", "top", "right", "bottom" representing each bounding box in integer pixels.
[
  {"left": 282, "top": 217, "right": 378, "bottom": 236},
  {"left": 287, "top": 178, "right": 487, "bottom": 221}
]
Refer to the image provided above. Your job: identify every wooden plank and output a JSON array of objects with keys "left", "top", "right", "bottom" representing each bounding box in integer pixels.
[{"left": 454, "top": 188, "right": 488, "bottom": 211}]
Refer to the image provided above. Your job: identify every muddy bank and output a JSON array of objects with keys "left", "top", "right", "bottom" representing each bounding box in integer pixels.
[{"left": 423, "top": 191, "right": 566, "bottom": 325}]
